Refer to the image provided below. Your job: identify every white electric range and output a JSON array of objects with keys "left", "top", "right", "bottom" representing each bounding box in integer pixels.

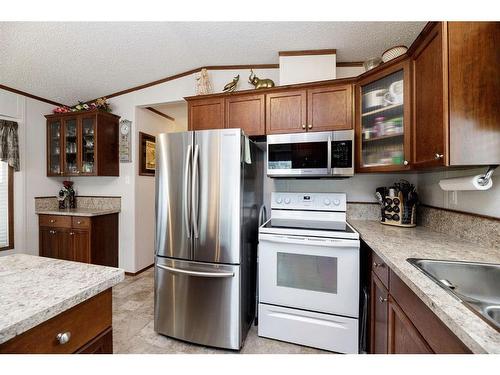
[{"left": 258, "top": 192, "right": 360, "bottom": 354}]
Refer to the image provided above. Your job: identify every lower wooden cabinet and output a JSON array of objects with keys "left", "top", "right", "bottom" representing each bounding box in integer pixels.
[
  {"left": 0, "top": 289, "right": 113, "bottom": 354},
  {"left": 39, "top": 213, "right": 118, "bottom": 267},
  {"left": 368, "top": 250, "right": 471, "bottom": 354},
  {"left": 370, "top": 271, "right": 389, "bottom": 353},
  {"left": 388, "top": 296, "right": 433, "bottom": 354},
  {"left": 76, "top": 327, "right": 113, "bottom": 354}
]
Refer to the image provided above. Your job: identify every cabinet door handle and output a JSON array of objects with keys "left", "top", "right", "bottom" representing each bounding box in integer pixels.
[
  {"left": 56, "top": 331, "right": 71, "bottom": 345},
  {"left": 434, "top": 153, "right": 444, "bottom": 160},
  {"left": 69, "top": 232, "right": 74, "bottom": 235},
  {"left": 50, "top": 230, "right": 56, "bottom": 234},
  {"left": 403, "top": 160, "right": 409, "bottom": 166},
  {"left": 379, "top": 296, "right": 388, "bottom": 303},
  {"left": 308, "top": 124, "right": 312, "bottom": 129},
  {"left": 76, "top": 221, "right": 82, "bottom": 224},
  {"left": 373, "top": 262, "right": 384, "bottom": 268},
  {"left": 301, "top": 124, "right": 306, "bottom": 130},
  {"left": 50, "top": 219, "right": 56, "bottom": 223}
]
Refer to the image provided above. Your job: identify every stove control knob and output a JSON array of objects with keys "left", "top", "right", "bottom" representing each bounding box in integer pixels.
[
  {"left": 276, "top": 197, "right": 283, "bottom": 204},
  {"left": 323, "top": 199, "right": 331, "bottom": 206},
  {"left": 333, "top": 199, "right": 341, "bottom": 206},
  {"left": 284, "top": 197, "right": 291, "bottom": 204}
]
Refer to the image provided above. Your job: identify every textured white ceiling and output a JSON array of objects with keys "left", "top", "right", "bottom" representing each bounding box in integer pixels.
[{"left": 0, "top": 22, "right": 426, "bottom": 105}]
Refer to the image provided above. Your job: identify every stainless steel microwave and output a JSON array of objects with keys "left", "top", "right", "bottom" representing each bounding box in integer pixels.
[{"left": 266, "top": 130, "right": 354, "bottom": 178}]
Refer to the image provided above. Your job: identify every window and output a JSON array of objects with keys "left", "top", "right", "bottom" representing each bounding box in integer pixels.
[{"left": 0, "top": 161, "right": 13, "bottom": 250}]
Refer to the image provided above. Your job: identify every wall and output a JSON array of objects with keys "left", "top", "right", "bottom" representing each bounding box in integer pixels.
[
  {"left": 263, "top": 170, "right": 418, "bottom": 213},
  {"left": 78, "top": 67, "right": 278, "bottom": 272},
  {"left": 0, "top": 89, "right": 60, "bottom": 257},
  {"left": 279, "top": 54, "right": 336, "bottom": 85},
  {"left": 418, "top": 168, "right": 500, "bottom": 218},
  {"left": 153, "top": 102, "right": 188, "bottom": 132},
  {"left": 133, "top": 107, "right": 173, "bottom": 270},
  {"left": 337, "top": 66, "right": 365, "bottom": 79}
]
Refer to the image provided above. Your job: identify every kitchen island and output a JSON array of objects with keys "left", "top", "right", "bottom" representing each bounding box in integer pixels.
[
  {"left": 0, "top": 254, "right": 124, "bottom": 353},
  {"left": 350, "top": 220, "right": 500, "bottom": 354}
]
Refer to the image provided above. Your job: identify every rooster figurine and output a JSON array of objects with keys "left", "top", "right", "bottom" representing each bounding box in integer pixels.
[{"left": 223, "top": 75, "right": 240, "bottom": 93}]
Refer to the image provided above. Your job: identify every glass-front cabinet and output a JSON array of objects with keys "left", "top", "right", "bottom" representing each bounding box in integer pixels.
[
  {"left": 47, "top": 119, "right": 62, "bottom": 176},
  {"left": 63, "top": 117, "right": 79, "bottom": 175},
  {"left": 356, "top": 61, "right": 411, "bottom": 172},
  {"left": 45, "top": 110, "right": 120, "bottom": 177},
  {"left": 81, "top": 116, "right": 96, "bottom": 175}
]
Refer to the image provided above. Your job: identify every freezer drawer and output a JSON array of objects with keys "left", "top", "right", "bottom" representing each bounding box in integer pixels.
[
  {"left": 154, "top": 258, "right": 241, "bottom": 350},
  {"left": 258, "top": 303, "right": 359, "bottom": 354}
]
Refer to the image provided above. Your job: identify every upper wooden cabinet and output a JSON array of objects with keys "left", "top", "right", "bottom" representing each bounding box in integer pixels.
[
  {"left": 411, "top": 22, "right": 448, "bottom": 168},
  {"left": 412, "top": 21, "right": 500, "bottom": 168},
  {"left": 185, "top": 81, "right": 354, "bottom": 136},
  {"left": 307, "top": 84, "right": 353, "bottom": 132},
  {"left": 266, "top": 90, "right": 307, "bottom": 134},
  {"left": 225, "top": 93, "right": 265, "bottom": 136},
  {"left": 45, "top": 110, "right": 120, "bottom": 177},
  {"left": 188, "top": 97, "right": 224, "bottom": 131},
  {"left": 355, "top": 59, "right": 411, "bottom": 172}
]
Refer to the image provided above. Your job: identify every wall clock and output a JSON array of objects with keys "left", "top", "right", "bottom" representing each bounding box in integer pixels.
[{"left": 119, "top": 119, "right": 132, "bottom": 162}]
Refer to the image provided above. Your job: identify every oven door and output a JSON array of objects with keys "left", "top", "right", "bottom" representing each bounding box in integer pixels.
[
  {"left": 267, "top": 132, "right": 330, "bottom": 177},
  {"left": 258, "top": 233, "right": 359, "bottom": 318}
]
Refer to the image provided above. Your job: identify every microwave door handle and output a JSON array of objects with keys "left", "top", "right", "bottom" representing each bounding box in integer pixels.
[
  {"left": 191, "top": 144, "right": 200, "bottom": 239},
  {"left": 183, "top": 145, "right": 192, "bottom": 238},
  {"left": 327, "top": 133, "right": 332, "bottom": 174}
]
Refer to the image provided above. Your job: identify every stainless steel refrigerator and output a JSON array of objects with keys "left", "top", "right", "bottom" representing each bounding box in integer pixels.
[{"left": 154, "top": 128, "right": 263, "bottom": 350}]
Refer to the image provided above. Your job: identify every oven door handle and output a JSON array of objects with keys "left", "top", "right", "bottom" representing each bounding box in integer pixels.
[{"left": 259, "top": 233, "right": 359, "bottom": 248}]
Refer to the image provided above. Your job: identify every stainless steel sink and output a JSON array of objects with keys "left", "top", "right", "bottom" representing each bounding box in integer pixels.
[{"left": 407, "top": 258, "right": 500, "bottom": 331}]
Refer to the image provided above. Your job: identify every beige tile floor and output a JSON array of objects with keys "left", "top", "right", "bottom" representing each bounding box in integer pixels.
[{"left": 112, "top": 268, "right": 326, "bottom": 354}]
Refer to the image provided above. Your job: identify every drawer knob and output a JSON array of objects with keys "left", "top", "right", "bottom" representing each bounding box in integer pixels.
[
  {"left": 50, "top": 219, "right": 56, "bottom": 223},
  {"left": 308, "top": 124, "right": 312, "bottom": 129},
  {"left": 50, "top": 230, "right": 56, "bottom": 234},
  {"left": 301, "top": 124, "right": 306, "bottom": 130},
  {"left": 434, "top": 153, "right": 444, "bottom": 160},
  {"left": 403, "top": 160, "right": 409, "bottom": 166},
  {"left": 77, "top": 221, "right": 82, "bottom": 224},
  {"left": 69, "top": 232, "right": 74, "bottom": 235},
  {"left": 56, "top": 331, "right": 71, "bottom": 345},
  {"left": 373, "top": 262, "right": 384, "bottom": 268},
  {"left": 379, "top": 296, "right": 388, "bottom": 303}
]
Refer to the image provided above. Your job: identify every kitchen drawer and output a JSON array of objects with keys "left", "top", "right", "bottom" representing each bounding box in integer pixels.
[
  {"left": 39, "top": 214, "right": 72, "bottom": 228},
  {"left": 258, "top": 303, "right": 359, "bottom": 353},
  {"left": 372, "top": 251, "right": 389, "bottom": 288},
  {"left": 0, "top": 289, "right": 112, "bottom": 354},
  {"left": 72, "top": 216, "right": 91, "bottom": 229}
]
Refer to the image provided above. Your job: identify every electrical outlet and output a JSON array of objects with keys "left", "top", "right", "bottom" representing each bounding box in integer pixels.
[{"left": 449, "top": 190, "right": 458, "bottom": 206}]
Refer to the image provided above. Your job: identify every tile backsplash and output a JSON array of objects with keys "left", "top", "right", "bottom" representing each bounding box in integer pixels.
[{"left": 348, "top": 202, "right": 499, "bottom": 249}]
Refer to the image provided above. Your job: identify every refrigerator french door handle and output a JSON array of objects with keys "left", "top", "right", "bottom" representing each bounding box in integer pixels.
[
  {"left": 157, "top": 264, "right": 234, "bottom": 278},
  {"left": 192, "top": 144, "right": 200, "bottom": 239},
  {"left": 183, "top": 145, "right": 192, "bottom": 239}
]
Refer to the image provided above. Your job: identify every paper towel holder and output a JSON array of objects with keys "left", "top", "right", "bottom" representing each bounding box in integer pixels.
[{"left": 478, "top": 165, "right": 498, "bottom": 187}]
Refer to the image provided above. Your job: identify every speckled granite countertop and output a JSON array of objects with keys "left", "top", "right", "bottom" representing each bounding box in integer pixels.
[
  {"left": 35, "top": 208, "right": 120, "bottom": 217},
  {"left": 349, "top": 220, "right": 500, "bottom": 354},
  {"left": 0, "top": 254, "right": 124, "bottom": 344}
]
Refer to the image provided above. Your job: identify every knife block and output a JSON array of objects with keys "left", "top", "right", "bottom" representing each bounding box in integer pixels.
[{"left": 380, "top": 192, "right": 416, "bottom": 227}]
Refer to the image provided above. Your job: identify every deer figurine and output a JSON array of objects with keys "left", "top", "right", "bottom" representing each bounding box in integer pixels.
[{"left": 248, "top": 69, "right": 275, "bottom": 89}]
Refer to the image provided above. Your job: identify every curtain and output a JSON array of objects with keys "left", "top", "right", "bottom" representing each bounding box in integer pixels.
[{"left": 0, "top": 120, "right": 20, "bottom": 171}]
